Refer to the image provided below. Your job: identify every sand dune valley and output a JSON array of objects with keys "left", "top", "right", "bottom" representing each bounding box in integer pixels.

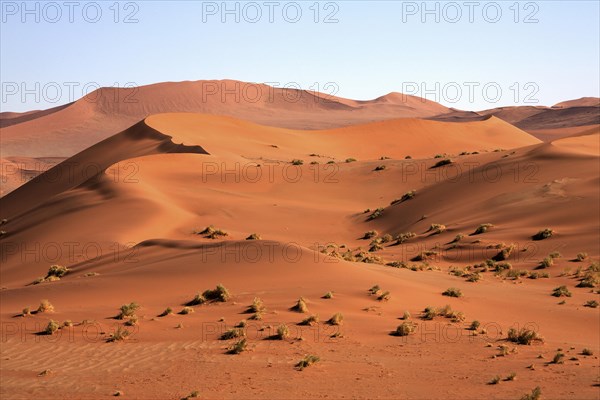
[{"left": 1, "top": 80, "right": 600, "bottom": 400}]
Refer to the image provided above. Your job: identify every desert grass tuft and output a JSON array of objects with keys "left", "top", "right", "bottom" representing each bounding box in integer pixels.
[
  {"left": 220, "top": 328, "right": 245, "bottom": 340},
  {"left": 395, "top": 232, "right": 416, "bottom": 244},
  {"left": 377, "top": 291, "right": 391, "bottom": 301},
  {"left": 520, "top": 387, "right": 542, "bottom": 400},
  {"left": 532, "top": 228, "right": 553, "bottom": 240},
  {"left": 179, "top": 307, "right": 194, "bottom": 315},
  {"left": 299, "top": 314, "right": 320, "bottom": 326},
  {"left": 296, "top": 355, "right": 320, "bottom": 370},
  {"left": 159, "top": 307, "right": 173, "bottom": 317},
  {"left": 246, "top": 233, "right": 261, "bottom": 240},
  {"left": 227, "top": 338, "right": 248, "bottom": 354},
  {"left": 392, "top": 321, "right": 416, "bottom": 336},
  {"left": 327, "top": 312, "right": 344, "bottom": 326},
  {"left": 584, "top": 300, "right": 599, "bottom": 308},
  {"left": 276, "top": 323, "right": 290, "bottom": 340},
  {"left": 551, "top": 285, "right": 572, "bottom": 297},
  {"left": 507, "top": 327, "right": 543, "bottom": 345},
  {"left": 322, "top": 291, "right": 334, "bottom": 299},
  {"left": 203, "top": 284, "right": 231, "bottom": 302},
  {"left": 37, "top": 299, "right": 54, "bottom": 313},
  {"left": 44, "top": 320, "right": 60, "bottom": 335},
  {"left": 107, "top": 326, "right": 130, "bottom": 342},
  {"left": 116, "top": 302, "right": 139, "bottom": 319},
  {"left": 427, "top": 224, "right": 446, "bottom": 234},
  {"left": 442, "top": 287, "right": 463, "bottom": 298},
  {"left": 291, "top": 297, "right": 309, "bottom": 313},
  {"left": 473, "top": 224, "right": 493, "bottom": 235},
  {"left": 363, "top": 230, "right": 378, "bottom": 239}
]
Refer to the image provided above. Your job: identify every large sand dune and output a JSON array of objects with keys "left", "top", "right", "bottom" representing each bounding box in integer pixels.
[{"left": 1, "top": 111, "right": 598, "bottom": 399}]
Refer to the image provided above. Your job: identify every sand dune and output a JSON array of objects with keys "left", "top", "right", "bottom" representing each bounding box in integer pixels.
[
  {"left": 0, "top": 80, "right": 451, "bottom": 160},
  {"left": 0, "top": 103, "right": 598, "bottom": 398}
]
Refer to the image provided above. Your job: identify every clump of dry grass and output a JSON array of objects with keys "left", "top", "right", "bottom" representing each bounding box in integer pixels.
[
  {"left": 412, "top": 250, "right": 438, "bottom": 262},
  {"left": 276, "top": 324, "right": 290, "bottom": 340},
  {"left": 291, "top": 297, "right": 309, "bottom": 313},
  {"left": 367, "top": 208, "right": 384, "bottom": 221},
  {"left": 442, "top": 287, "right": 462, "bottom": 298},
  {"left": 246, "top": 233, "right": 261, "bottom": 240},
  {"left": 391, "top": 190, "right": 416, "bottom": 205},
  {"left": 37, "top": 300, "right": 54, "bottom": 313},
  {"left": 520, "top": 387, "right": 542, "bottom": 400},
  {"left": 401, "top": 311, "right": 411, "bottom": 320},
  {"left": 363, "top": 230, "right": 378, "bottom": 239},
  {"left": 551, "top": 285, "right": 572, "bottom": 297},
  {"left": 576, "top": 252, "right": 588, "bottom": 261},
  {"left": 179, "top": 307, "right": 194, "bottom": 315},
  {"left": 195, "top": 225, "right": 229, "bottom": 239},
  {"left": 581, "top": 348, "right": 594, "bottom": 356},
  {"left": 203, "top": 284, "right": 231, "bottom": 302},
  {"left": 427, "top": 224, "right": 446, "bottom": 234},
  {"left": 107, "top": 326, "right": 130, "bottom": 342},
  {"left": 22, "top": 307, "right": 31, "bottom": 317},
  {"left": 395, "top": 232, "right": 416, "bottom": 244},
  {"left": 33, "top": 265, "right": 70, "bottom": 285},
  {"left": 181, "top": 390, "right": 199, "bottom": 399},
  {"left": 248, "top": 297, "right": 265, "bottom": 313},
  {"left": 322, "top": 291, "right": 334, "bottom": 299},
  {"left": 327, "top": 313, "right": 344, "bottom": 326},
  {"left": 392, "top": 321, "right": 416, "bottom": 336},
  {"left": 584, "top": 300, "right": 599, "bottom": 308},
  {"left": 551, "top": 352, "right": 565, "bottom": 364},
  {"left": 220, "top": 328, "right": 245, "bottom": 340},
  {"left": 507, "top": 327, "right": 543, "bottom": 345},
  {"left": 377, "top": 291, "right": 391, "bottom": 301},
  {"left": 368, "top": 284, "right": 381, "bottom": 295},
  {"left": 374, "top": 165, "right": 386, "bottom": 171},
  {"left": 473, "top": 224, "right": 493, "bottom": 235},
  {"left": 296, "top": 355, "right": 320, "bottom": 370},
  {"left": 493, "top": 244, "right": 515, "bottom": 261},
  {"left": 227, "top": 338, "right": 248, "bottom": 354},
  {"left": 116, "top": 302, "right": 139, "bottom": 319},
  {"left": 44, "top": 320, "right": 60, "bottom": 335},
  {"left": 159, "top": 307, "right": 173, "bottom": 317},
  {"left": 532, "top": 228, "right": 553, "bottom": 240},
  {"left": 299, "top": 314, "right": 319, "bottom": 326}
]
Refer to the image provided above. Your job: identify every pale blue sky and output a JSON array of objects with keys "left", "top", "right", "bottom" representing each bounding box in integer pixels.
[{"left": 1, "top": 1, "right": 599, "bottom": 112}]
